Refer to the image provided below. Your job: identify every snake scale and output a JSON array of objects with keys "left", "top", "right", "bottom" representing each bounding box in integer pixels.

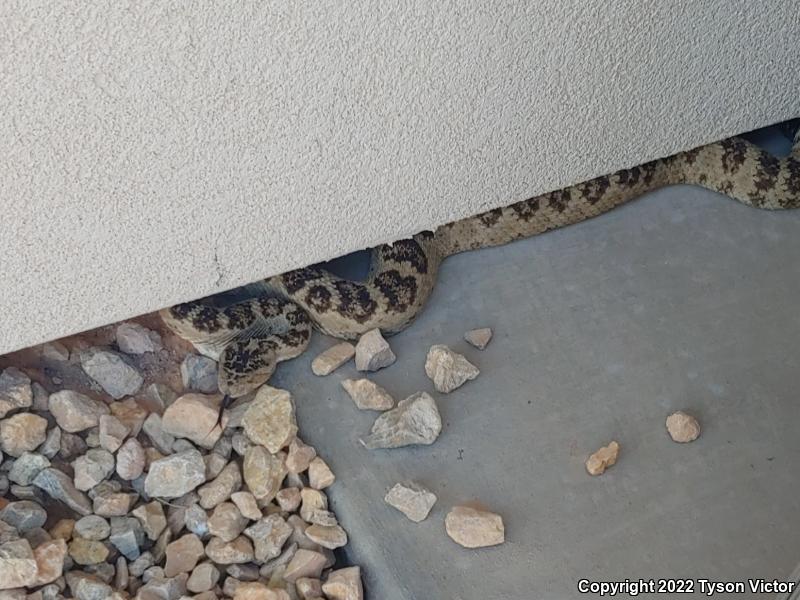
[{"left": 162, "top": 128, "right": 800, "bottom": 399}]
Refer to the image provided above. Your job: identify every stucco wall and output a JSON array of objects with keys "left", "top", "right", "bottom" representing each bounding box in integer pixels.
[{"left": 1, "top": 1, "right": 798, "bottom": 354}]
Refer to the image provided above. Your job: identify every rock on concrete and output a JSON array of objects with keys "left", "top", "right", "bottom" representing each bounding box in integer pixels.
[
  {"left": 340, "top": 378, "right": 395, "bottom": 411},
  {"left": 384, "top": 482, "right": 437, "bottom": 522},
  {"left": 361, "top": 392, "right": 442, "bottom": 449},
  {"left": 355, "top": 329, "right": 396, "bottom": 372},
  {"left": 311, "top": 342, "right": 356, "bottom": 376},
  {"left": 424, "top": 344, "right": 479, "bottom": 393},
  {"left": 666, "top": 411, "right": 701, "bottom": 443},
  {"left": 445, "top": 506, "right": 505, "bottom": 548}
]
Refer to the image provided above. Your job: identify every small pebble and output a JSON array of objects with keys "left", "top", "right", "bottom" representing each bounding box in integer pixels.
[
  {"left": 0, "top": 367, "right": 33, "bottom": 418},
  {"left": 666, "top": 411, "right": 701, "bottom": 443},
  {"left": 586, "top": 440, "right": 620, "bottom": 476},
  {"left": 311, "top": 342, "right": 356, "bottom": 376},
  {"left": 464, "top": 327, "right": 493, "bottom": 350}
]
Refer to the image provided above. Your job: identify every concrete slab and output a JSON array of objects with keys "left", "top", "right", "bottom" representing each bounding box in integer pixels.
[{"left": 270, "top": 134, "right": 800, "bottom": 599}]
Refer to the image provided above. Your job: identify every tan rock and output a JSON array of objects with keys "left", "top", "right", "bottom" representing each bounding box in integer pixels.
[
  {"left": 32, "top": 538, "right": 67, "bottom": 586},
  {"left": 108, "top": 397, "right": 148, "bottom": 436},
  {"left": 308, "top": 457, "right": 335, "bottom": 490},
  {"left": 384, "top": 482, "right": 437, "bottom": 522},
  {"left": 132, "top": 501, "right": 167, "bottom": 541},
  {"left": 585, "top": 440, "right": 620, "bottom": 476},
  {"left": 207, "top": 502, "right": 248, "bottom": 543},
  {"left": 285, "top": 438, "right": 317, "bottom": 474},
  {"left": 204, "top": 535, "right": 254, "bottom": 564},
  {"left": 161, "top": 393, "right": 225, "bottom": 449},
  {"left": 144, "top": 449, "right": 207, "bottom": 499},
  {"left": 296, "top": 577, "right": 323, "bottom": 599},
  {"left": 242, "top": 386, "right": 297, "bottom": 453},
  {"left": 276, "top": 487, "right": 301, "bottom": 512},
  {"left": 231, "top": 491, "right": 262, "bottom": 520},
  {"left": 311, "top": 343, "right": 355, "bottom": 376},
  {"left": 244, "top": 514, "right": 292, "bottom": 562},
  {"left": 445, "top": 506, "right": 505, "bottom": 548},
  {"left": 164, "top": 533, "right": 205, "bottom": 577},
  {"left": 187, "top": 561, "right": 220, "bottom": 593},
  {"left": 322, "top": 566, "right": 364, "bottom": 600},
  {"left": 72, "top": 448, "right": 115, "bottom": 491},
  {"left": 68, "top": 536, "right": 110, "bottom": 565},
  {"left": 234, "top": 582, "right": 287, "bottom": 600},
  {"left": 354, "top": 329, "right": 396, "bottom": 372},
  {"left": 198, "top": 461, "right": 242, "bottom": 509},
  {"left": 0, "top": 367, "right": 32, "bottom": 419},
  {"left": 666, "top": 411, "right": 701, "bottom": 443},
  {"left": 299, "top": 488, "right": 328, "bottom": 524},
  {"left": 0, "top": 413, "right": 48, "bottom": 457},
  {"left": 0, "top": 539, "right": 38, "bottom": 589},
  {"left": 340, "top": 378, "right": 394, "bottom": 411},
  {"left": 464, "top": 327, "right": 493, "bottom": 350},
  {"left": 243, "top": 446, "right": 286, "bottom": 501},
  {"left": 424, "top": 345, "right": 479, "bottom": 393},
  {"left": 305, "top": 524, "right": 347, "bottom": 550},
  {"left": 284, "top": 548, "right": 327, "bottom": 583},
  {"left": 49, "top": 518, "right": 75, "bottom": 541},
  {"left": 97, "top": 414, "right": 130, "bottom": 453},
  {"left": 116, "top": 437, "right": 145, "bottom": 481},
  {"left": 47, "top": 391, "right": 109, "bottom": 433},
  {"left": 92, "top": 490, "right": 138, "bottom": 517}
]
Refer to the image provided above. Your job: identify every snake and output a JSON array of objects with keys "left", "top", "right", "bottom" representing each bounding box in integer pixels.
[{"left": 161, "top": 127, "right": 800, "bottom": 401}]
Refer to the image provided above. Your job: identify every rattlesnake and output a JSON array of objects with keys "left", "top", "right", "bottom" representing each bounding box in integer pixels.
[{"left": 162, "top": 129, "right": 800, "bottom": 398}]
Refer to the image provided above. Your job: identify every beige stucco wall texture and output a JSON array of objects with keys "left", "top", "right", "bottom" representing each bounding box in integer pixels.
[{"left": 1, "top": 2, "right": 798, "bottom": 354}]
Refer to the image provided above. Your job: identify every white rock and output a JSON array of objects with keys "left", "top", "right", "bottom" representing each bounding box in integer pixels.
[
  {"left": 665, "top": 411, "right": 701, "bottom": 443},
  {"left": 361, "top": 392, "right": 442, "bottom": 449},
  {"left": 464, "top": 327, "right": 493, "bottom": 350},
  {"left": 115, "top": 322, "right": 163, "bottom": 355},
  {"left": 79, "top": 348, "right": 143, "bottom": 399},
  {"left": 311, "top": 343, "right": 355, "bottom": 376},
  {"left": 340, "top": 379, "right": 394, "bottom": 411},
  {"left": 354, "top": 329, "right": 396, "bottom": 372},
  {"left": 424, "top": 345, "right": 479, "bottom": 393},
  {"left": 585, "top": 440, "right": 620, "bottom": 476},
  {"left": 445, "top": 506, "right": 505, "bottom": 548},
  {"left": 384, "top": 482, "right": 437, "bottom": 522}
]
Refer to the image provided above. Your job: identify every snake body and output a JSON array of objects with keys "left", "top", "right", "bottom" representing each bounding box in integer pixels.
[{"left": 162, "top": 131, "right": 800, "bottom": 397}]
